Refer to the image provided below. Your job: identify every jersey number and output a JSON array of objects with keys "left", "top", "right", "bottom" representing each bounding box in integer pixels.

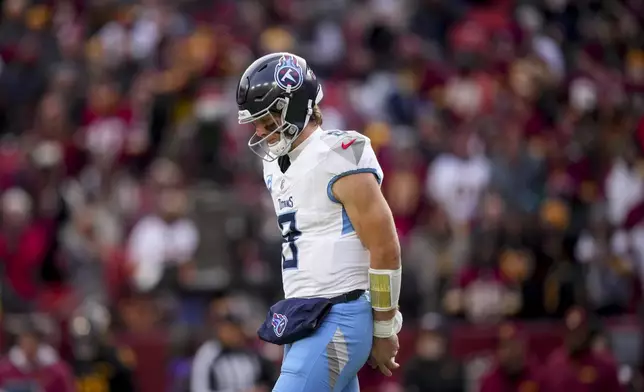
[{"left": 277, "top": 212, "right": 301, "bottom": 270}]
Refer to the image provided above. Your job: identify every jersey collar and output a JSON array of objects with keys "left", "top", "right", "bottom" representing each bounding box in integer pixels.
[{"left": 288, "top": 126, "right": 321, "bottom": 161}]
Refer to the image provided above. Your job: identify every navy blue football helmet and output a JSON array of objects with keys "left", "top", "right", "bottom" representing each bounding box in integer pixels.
[{"left": 236, "top": 52, "right": 323, "bottom": 161}]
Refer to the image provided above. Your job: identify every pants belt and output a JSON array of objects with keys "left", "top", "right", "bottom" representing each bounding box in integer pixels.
[{"left": 329, "top": 289, "right": 365, "bottom": 305}]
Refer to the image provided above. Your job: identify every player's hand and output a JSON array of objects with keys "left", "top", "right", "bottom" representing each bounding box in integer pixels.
[{"left": 367, "top": 334, "right": 400, "bottom": 377}]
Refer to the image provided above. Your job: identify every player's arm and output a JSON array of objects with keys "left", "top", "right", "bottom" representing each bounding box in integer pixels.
[{"left": 331, "top": 172, "right": 402, "bottom": 328}]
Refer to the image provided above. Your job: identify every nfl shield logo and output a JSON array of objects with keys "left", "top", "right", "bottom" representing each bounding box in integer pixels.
[
  {"left": 274, "top": 54, "right": 304, "bottom": 91},
  {"left": 271, "top": 313, "right": 288, "bottom": 337},
  {"left": 266, "top": 175, "right": 273, "bottom": 193}
]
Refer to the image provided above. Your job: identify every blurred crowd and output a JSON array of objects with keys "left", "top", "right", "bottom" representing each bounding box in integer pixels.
[{"left": 0, "top": 0, "right": 642, "bottom": 391}]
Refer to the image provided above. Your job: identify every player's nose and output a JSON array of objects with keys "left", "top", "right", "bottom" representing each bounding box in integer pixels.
[{"left": 255, "top": 125, "right": 269, "bottom": 138}]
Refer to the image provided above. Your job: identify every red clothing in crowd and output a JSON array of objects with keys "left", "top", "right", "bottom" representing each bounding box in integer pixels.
[
  {"left": 81, "top": 104, "right": 134, "bottom": 165},
  {"left": 457, "top": 265, "right": 511, "bottom": 289},
  {"left": 479, "top": 359, "right": 545, "bottom": 392},
  {"left": 0, "top": 223, "right": 50, "bottom": 300},
  {"left": 542, "top": 347, "right": 624, "bottom": 392},
  {"left": 0, "top": 346, "right": 74, "bottom": 392}
]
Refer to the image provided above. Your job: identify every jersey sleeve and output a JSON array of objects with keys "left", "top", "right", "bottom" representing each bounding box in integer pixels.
[{"left": 323, "top": 131, "right": 384, "bottom": 203}]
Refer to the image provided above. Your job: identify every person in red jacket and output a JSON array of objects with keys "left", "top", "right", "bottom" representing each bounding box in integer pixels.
[
  {"left": 479, "top": 322, "right": 545, "bottom": 392},
  {"left": 0, "top": 325, "right": 75, "bottom": 392},
  {"left": 0, "top": 188, "right": 52, "bottom": 312},
  {"left": 542, "top": 306, "right": 624, "bottom": 392}
]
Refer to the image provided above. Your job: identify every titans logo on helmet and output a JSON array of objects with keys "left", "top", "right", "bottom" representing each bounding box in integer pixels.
[
  {"left": 274, "top": 54, "right": 304, "bottom": 91},
  {"left": 271, "top": 313, "right": 288, "bottom": 337}
]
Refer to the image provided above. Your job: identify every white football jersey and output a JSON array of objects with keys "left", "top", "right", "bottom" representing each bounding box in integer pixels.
[{"left": 262, "top": 127, "right": 384, "bottom": 299}]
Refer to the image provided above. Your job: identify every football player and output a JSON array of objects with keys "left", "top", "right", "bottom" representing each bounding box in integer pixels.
[{"left": 236, "top": 52, "right": 402, "bottom": 392}]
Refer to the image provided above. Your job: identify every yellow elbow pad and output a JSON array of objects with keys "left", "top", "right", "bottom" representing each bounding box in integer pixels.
[{"left": 368, "top": 267, "right": 402, "bottom": 311}]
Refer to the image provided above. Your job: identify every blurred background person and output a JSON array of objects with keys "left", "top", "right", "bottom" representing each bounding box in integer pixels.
[
  {"left": 70, "top": 301, "right": 136, "bottom": 392},
  {"left": 0, "top": 187, "right": 50, "bottom": 313},
  {"left": 403, "top": 313, "right": 465, "bottom": 392},
  {"left": 0, "top": 317, "right": 74, "bottom": 392},
  {"left": 443, "top": 229, "right": 522, "bottom": 324},
  {"left": 190, "top": 296, "right": 276, "bottom": 392},
  {"left": 478, "top": 322, "right": 544, "bottom": 392},
  {"left": 542, "top": 306, "right": 623, "bottom": 392}
]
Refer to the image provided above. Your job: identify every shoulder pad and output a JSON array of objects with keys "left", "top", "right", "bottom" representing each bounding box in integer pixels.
[
  {"left": 321, "top": 130, "right": 369, "bottom": 166},
  {"left": 320, "top": 130, "right": 364, "bottom": 145}
]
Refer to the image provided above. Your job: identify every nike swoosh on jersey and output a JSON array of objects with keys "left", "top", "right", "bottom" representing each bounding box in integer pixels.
[{"left": 341, "top": 139, "right": 357, "bottom": 149}]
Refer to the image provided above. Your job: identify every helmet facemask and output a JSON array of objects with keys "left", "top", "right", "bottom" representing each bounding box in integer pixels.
[{"left": 239, "top": 96, "right": 305, "bottom": 162}]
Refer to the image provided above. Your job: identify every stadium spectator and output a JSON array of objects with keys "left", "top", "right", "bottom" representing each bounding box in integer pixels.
[
  {"left": 70, "top": 302, "right": 136, "bottom": 392},
  {"left": 0, "top": 187, "right": 51, "bottom": 312},
  {"left": 575, "top": 206, "right": 636, "bottom": 316},
  {"left": 404, "top": 313, "right": 465, "bottom": 392},
  {"left": 542, "top": 306, "right": 623, "bottom": 391},
  {"left": 478, "top": 323, "right": 545, "bottom": 392},
  {"left": 0, "top": 323, "right": 74, "bottom": 392},
  {"left": 605, "top": 143, "right": 644, "bottom": 227},
  {"left": 404, "top": 205, "right": 457, "bottom": 313},
  {"left": 426, "top": 131, "right": 490, "bottom": 227},
  {"left": 126, "top": 161, "right": 197, "bottom": 294},
  {"left": 190, "top": 297, "right": 276, "bottom": 392},
  {"left": 444, "top": 229, "right": 521, "bottom": 324}
]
